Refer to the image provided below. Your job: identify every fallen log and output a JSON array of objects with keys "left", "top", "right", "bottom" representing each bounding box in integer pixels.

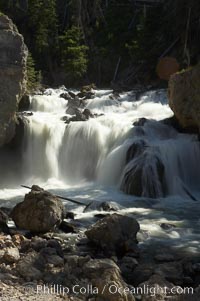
[{"left": 21, "top": 185, "right": 93, "bottom": 208}]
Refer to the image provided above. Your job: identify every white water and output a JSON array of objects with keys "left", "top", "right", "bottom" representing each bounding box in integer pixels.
[{"left": 0, "top": 88, "right": 200, "bottom": 255}]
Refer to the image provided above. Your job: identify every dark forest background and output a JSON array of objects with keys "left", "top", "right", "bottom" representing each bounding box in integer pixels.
[{"left": 0, "top": 0, "right": 200, "bottom": 88}]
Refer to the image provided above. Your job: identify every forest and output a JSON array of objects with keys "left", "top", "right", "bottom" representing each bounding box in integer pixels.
[{"left": 0, "top": 0, "right": 200, "bottom": 88}]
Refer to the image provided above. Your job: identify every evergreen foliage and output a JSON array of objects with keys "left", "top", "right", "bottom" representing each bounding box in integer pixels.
[
  {"left": 26, "top": 53, "right": 41, "bottom": 92},
  {"left": 59, "top": 26, "right": 88, "bottom": 80},
  {"left": 0, "top": 0, "right": 199, "bottom": 86}
]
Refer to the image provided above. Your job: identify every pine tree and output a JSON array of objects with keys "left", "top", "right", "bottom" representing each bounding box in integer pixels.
[{"left": 59, "top": 26, "right": 88, "bottom": 80}]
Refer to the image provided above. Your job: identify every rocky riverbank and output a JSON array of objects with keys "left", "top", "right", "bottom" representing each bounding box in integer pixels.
[{"left": 0, "top": 187, "right": 200, "bottom": 301}]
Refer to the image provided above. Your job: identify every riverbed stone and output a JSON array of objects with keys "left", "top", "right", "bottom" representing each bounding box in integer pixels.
[
  {"left": 11, "top": 186, "right": 65, "bottom": 233},
  {"left": 3, "top": 247, "right": 20, "bottom": 263},
  {"left": 83, "top": 258, "right": 135, "bottom": 301},
  {"left": 85, "top": 214, "right": 140, "bottom": 256}
]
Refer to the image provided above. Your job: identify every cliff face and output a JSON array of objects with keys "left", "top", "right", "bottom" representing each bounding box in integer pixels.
[
  {"left": 0, "top": 15, "right": 28, "bottom": 147},
  {"left": 168, "top": 64, "right": 200, "bottom": 131}
]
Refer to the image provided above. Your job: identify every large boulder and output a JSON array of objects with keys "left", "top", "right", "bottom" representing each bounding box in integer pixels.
[
  {"left": 0, "top": 15, "right": 27, "bottom": 147},
  {"left": 168, "top": 64, "right": 200, "bottom": 130},
  {"left": 85, "top": 214, "right": 140, "bottom": 256},
  {"left": 11, "top": 186, "right": 65, "bottom": 233},
  {"left": 121, "top": 149, "right": 165, "bottom": 198},
  {"left": 83, "top": 259, "right": 135, "bottom": 301}
]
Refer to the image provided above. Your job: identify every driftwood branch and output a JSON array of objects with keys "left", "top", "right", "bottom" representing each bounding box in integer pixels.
[{"left": 21, "top": 185, "right": 91, "bottom": 207}]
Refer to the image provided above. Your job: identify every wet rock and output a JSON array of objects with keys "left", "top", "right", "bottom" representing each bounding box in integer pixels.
[
  {"left": 160, "top": 223, "right": 176, "bottom": 231},
  {"left": 65, "top": 104, "right": 81, "bottom": 115},
  {"left": 3, "top": 247, "right": 20, "bottom": 263},
  {"left": 85, "top": 214, "right": 140, "bottom": 256},
  {"left": 133, "top": 117, "right": 148, "bottom": 127},
  {"left": 82, "top": 108, "right": 94, "bottom": 119},
  {"left": 77, "top": 91, "right": 95, "bottom": 99},
  {"left": 59, "top": 221, "right": 78, "bottom": 233},
  {"left": 11, "top": 186, "right": 65, "bottom": 233},
  {"left": 97, "top": 201, "right": 118, "bottom": 212},
  {"left": 126, "top": 139, "right": 147, "bottom": 164},
  {"left": 0, "top": 14, "right": 28, "bottom": 147},
  {"left": 65, "top": 211, "right": 75, "bottom": 220},
  {"left": 59, "top": 92, "right": 72, "bottom": 101},
  {"left": 121, "top": 150, "right": 165, "bottom": 198},
  {"left": 68, "top": 91, "right": 76, "bottom": 99}
]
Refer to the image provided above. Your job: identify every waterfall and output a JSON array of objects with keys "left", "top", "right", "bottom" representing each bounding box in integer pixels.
[{"left": 1, "top": 87, "right": 200, "bottom": 200}]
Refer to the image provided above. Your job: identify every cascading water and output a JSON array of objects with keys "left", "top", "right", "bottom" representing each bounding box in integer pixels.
[{"left": 0, "top": 88, "right": 200, "bottom": 254}]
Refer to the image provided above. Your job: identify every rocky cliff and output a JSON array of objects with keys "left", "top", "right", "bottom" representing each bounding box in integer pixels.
[
  {"left": 168, "top": 64, "right": 200, "bottom": 131},
  {"left": 0, "top": 14, "right": 27, "bottom": 147}
]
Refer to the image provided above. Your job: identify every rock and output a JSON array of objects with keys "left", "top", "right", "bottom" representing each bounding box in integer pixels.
[
  {"left": 0, "top": 209, "right": 8, "bottom": 225},
  {"left": 77, "top": 91, "right": 95, "bottom": 99},
  {"left": 81, "top": 84, "right": 96, "bottom": 93},
  {"left": 119, "top": 256, "right": 138, "bottom": 283},
  {"left": 18, "top": 94, "right": 30, "bottom": 111},
  {"left": 160, "top": 223, "right": 176, "bottom": 231},
  {"left": 97, "top": 201, "right": 118, "bottom": 212},
  {"left": 66, "top": 105, "right": 81, "bottom": 116},
  {"left": 16, "top": 251, "right": 43, "bottom": 280},
  {"left": 121, "top": 149, "right": 165, "bottom": 198},
  {"left": 154, "top": 262, "right": 183, "bottom": 285},
  {"left": 133, "top": 118, "right": 148, "bottom": 127},
  {"left": 130, "top": 263, "right": 155, "bottom": 285},
  {"left": 126, "top": 139, "right": 147, "bottom": 164},
  {"left": 3, "top": 247, "right": 20, "bottom": 263},
  {"left": 68, "top": 91, "right": 76, "bottom": 99},
  {"left": 138, "top": 275, "right": 175, "bottom": 301},
  {"left": 0, "top": 15, "right": 27, "bottom": 147},
  {"left": 0, "top": 207, "right": 12, "bottom": 216},
  {"left": 83, "top": 258, "right": 135, "bottom": 301},
  {"left": 154, "top": 253, "right": 176, "bottom": 262},
  {"left": 0, "top": 209, "right": 10, "bottom": 234},
  {"left": 82, "top": 108, "right": 94, "bottom": 119},
  {"left": 65, "top": 211, "right": 75, "bottom": 220},
  {"left": 59, "top": 221, "right": 78, "bottom": 233},
  {"left": 59, "top": 92, "right": 72, "bottom": 101},
  {"left": 11, "top": 186, "right": 65, "bottom": 233},
  {"left": 85, "top": 214, "right": 140, "bottom": 256},
  {"left": 168, "top": 64, "right": 200, "bottom": 130}
]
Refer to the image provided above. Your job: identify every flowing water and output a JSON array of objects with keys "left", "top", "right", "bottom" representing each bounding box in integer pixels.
[{"left": 0, "top": 88, "right": 200, "bottom": 255}]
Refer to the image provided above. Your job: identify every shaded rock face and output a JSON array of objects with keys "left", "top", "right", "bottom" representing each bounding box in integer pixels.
[
  {"left": 168, "top": 64, "right": 200, "bottom": 131},
  {"left": 0, "top": 15, "right": 27, "bottom": 147},
  {"left": 85, "top": 214, "right": 140, "bottom": 256},
  {"left": 83, "top": 259, "right": 135, "bottom": 301},
  {"left": 11, "top": 186, "right": 65, "bottom": 233},
  {"left": 121, "top": 142, "right": 165, "bottom": 198}
]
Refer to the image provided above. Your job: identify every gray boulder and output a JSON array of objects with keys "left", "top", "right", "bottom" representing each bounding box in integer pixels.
[
  {"left": 11, "top": 186, "right": 64, "bottom": 233},
  {"left": 0, "top": 15, "right": 27, "bottom": 147}
]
